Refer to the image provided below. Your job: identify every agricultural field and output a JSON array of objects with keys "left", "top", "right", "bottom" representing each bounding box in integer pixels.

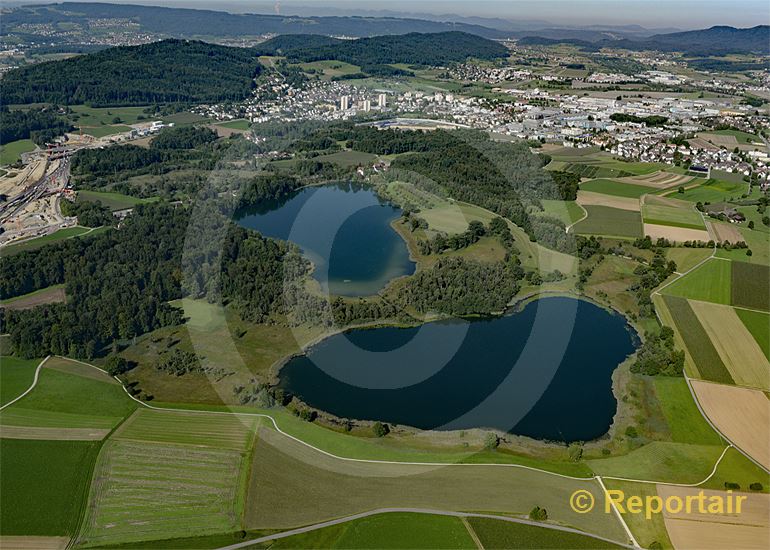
[
  {"left": 538, "top": 199, "right": 585, "bottom": 225},
  {"left": 571, "top": 205, "right": 643, "bottom": 238},
  {"left": 709, "top": 221, "right": 745, "bottom": 243},
  {"left": 676, "top": 178, "right": 748, "bottom": 203},
  {"left": 657, "top": 485, "right": 769, "bottom": 550},
  {"left": 270, "top": 513, "right": 475, "bottom": 549},
  {"left": 662, "top": 295, "right": 734, "bottom": 384},
  {"left": 652, "top": 377, "right": 722, "bottom": 446},
  {"left": 661, "top": 258, "right": 732, "bottom": 305},
  {"left": 689, "top": 300, "right": 770, "bottom": 390},
  {"left": 214, "top": 119, "right": 251, "bottom": 130},
  {"left": 731, "top": 261, "right": 770, "bottom": 311},
  {"left": 619, "top": 171, "right": 693, "bottom": 189},
  {"left": 664, "top": 247, "right": 712, "bottom": 273},
  {"left": 0, "top": 439, "right": 100, "bottom": 536},
  {"left": 576, "top": 190, "right": 640, "bottom": 211},
  {"left": 467, "top": 517, "right": 623, "bottom": 549},
  {"left": 690, "top": 380, "right": 770, "bottom": 471},
  {"left": 79, "top": 124, "right": 132, "bottom": 138},
  {"left": 67, "top": 105, "right": 149, "bottom": 126},
  {"left": 644, "top": 223, "right": 711, "bottom": 243},
  {"left": 579, "top": 178, "right": 653, "bottom": 198},
  {"left": 736, "top": 309, "right": 770, "bottom": 358},
  {"left": 77, "top": 409, "right": 258, "bottom": 547},
  {"left": 0, "top": 139, "right": 36, "bottom": 165},
  {"left": 0, "top": 357, "right": 40, "bottom": 406},
  {"left": 245, "top": 428, "right": 627, "bottom": 542},
  {"left": 601, "top": 480, "right": 671, "bottom": 550},
  {"left": 642, "top": 196, "right": 706, "bottom": 230},
  {"left": 295, "top": 60, "right": 362, "bottom": 80}
]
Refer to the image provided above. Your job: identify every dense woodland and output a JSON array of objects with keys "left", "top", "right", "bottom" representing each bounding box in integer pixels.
[
  {"left": 1, "top": 40, "right": 262, "bottom": 106},
  {"left": 256, "top": 31, "right": 509, "bottom": 66},
  {"left": 0, "top": 106, "right": 73, "bottom": 146}
]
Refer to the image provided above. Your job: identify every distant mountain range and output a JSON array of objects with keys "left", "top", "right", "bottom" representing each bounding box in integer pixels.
[{"left": 2, "top": 3, "right": 767, "bottom": 56}]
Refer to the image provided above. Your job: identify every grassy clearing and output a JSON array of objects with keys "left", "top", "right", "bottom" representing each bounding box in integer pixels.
[
  {"left": 698, "top": 446, "right": 770, "bottom": 493},
  {"left": 295, "top": 60, "right": 361, "bottom": 80},
  {"left": 580, "top": 179, "right": 652, "bottom": 198},
  {"left": 0, "top": 366, "right": 136, "bottom": 430},
  {"left": 572, "top": 205, "right": 643, "bottom": 238},
  {"left": 737, "top": 309, "right": 770, "bottom": 358},
  {"left": 68, "top": 105, "right": 149, "bottom": 126},
  {"left": 0, "top": 439, "right": 100, "bottom": 535},
  {"left": 663, "top": 295, "right": 734, "bottom": 384},
  {"left": 468, "top": 517, "right": 624, "bottom": 549},
  {"left": 652, "top": 377, "right": 722, "bottom": 445},
  {"left": 78, "top": 409, "right": 258, "bottom": 546},
  {"left": 77, "top": 190, "right": 156, "bottom": 211},
  {"left": 661, "top": 258, "right": 731, "bottom": 305},
  {"left": 587, "top": 442, "right": 725, "bottom": 484},
  {"left": 0, "top": 284, "right": 66, "bottom": 310},
  {"left": 538, "top": 200, "right": 585, "bottom": 225},
  {"left": 732, "top": 261, "right": 770, "bottom": 311},
  {"left": 215, "top": 119, "right": 251, "bottom": 130},
  {"left": 314, "top": 150, "right": 377, "bottom": 167},
  {"left": 0, "top": 139, "right": 35, "bottom": 165},
  {"left": 271, "top": 512, "right": 474, "bottom": 549},
  {"left": 245, "top": 429, "right": 626, "bottom": 541},
  {"left": 0, "top": 357, "right": 40, "bottom": 406},
  {"left": 665, "top": 248, "right": 712, "bottom": 273},
  {"left": 2, "top": 227, "right": 97, "bottom": 256},
  {"left": 601, "top": 480, "right": 672, "bottom": 550}
]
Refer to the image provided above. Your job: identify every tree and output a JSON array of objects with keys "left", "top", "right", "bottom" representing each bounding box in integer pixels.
[
  {"left": 529, "top": 506, "right": 548, "bottom": 521},
  {"left": 748, "top": 220, "right": 755, "bottom": 229},
  {"left": 105, "top": 355, "right": 131, "bottom": 376},
  {"left": 484, "top": 432, "right": 500, "bottom": 451},
  {"left": 372, "top": 421, "right": 390, "bottom": 437}
]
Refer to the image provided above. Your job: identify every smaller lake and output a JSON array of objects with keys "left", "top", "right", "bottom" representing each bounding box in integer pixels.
[
  {"left": 279, "top": 297, "right": 638, "bottom": 442},
  {"left": 236, "top": 183, "right": 415, "bottom": 296}
]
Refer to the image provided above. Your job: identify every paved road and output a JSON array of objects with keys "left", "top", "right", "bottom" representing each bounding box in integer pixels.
[{"left": 215, "top": 508, "right": 635, "bottom": 550}]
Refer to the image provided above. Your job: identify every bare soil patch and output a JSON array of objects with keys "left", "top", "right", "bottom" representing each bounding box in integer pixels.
[
  {"left": 576, "top": 191, "right": 640, "bottom": 211},
  {"left": 644, "top": 224, "right": 711, "bottom": 243}
]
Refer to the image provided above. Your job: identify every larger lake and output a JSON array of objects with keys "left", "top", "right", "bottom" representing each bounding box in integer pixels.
[
  {"left": 236, "top": 183, "right": 415, "bottom": 296},
  {"left": 279, "top": 297, "right": 638, "bottom": 442}
]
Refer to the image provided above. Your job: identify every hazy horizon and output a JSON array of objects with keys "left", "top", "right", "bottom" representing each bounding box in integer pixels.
[{"left": 6, "top": 0, "right": 769, "bottom": 29}]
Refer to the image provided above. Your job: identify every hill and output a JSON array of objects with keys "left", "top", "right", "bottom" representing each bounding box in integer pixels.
[
  {"left": 256, "top": 31, "right": 510, "bottom": 66},
  {"left": 518, "top": 25, "right": 770, "bottom": 56},
  {"left": 1, "top": 2, "right": 508, "bottom": 40},
  {"left": 0, "top": 39, "right": 261, "bottom": 106}
]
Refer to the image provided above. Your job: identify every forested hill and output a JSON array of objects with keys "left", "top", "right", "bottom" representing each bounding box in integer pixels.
[
  {"left": 519, "top": 25, "right": 770, "bottom": 56},
  {"left": 2, "top": 2, "right": 507, "bottom": 39},
  {"left": 255, "top": 32, "right": 510, "bottom": 66},
  {"left": 0, "top": 39, "right": 261, "bottom": 107}
]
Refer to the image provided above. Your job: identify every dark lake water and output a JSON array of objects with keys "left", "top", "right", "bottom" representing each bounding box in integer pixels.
[
  {"left": 236, "top": 183, "right": 415, "bottom": 296},
  {"left": 279, "top": 297, "right": 638, "bottom": 442}
]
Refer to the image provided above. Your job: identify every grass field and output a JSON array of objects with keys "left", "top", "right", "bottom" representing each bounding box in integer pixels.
[
  {"left": 677, "top": 178, "right": 748, "bottom": 203},
  {"left": 642, "top": 203, "right": 705, "bottom": 230},
  {"left": 662, "top": 295, "right": 734, "bottom": 384},
  {"left": 538, "top": 200, "right": 585, "bottom": 225},
  {"left": 270, "top": 513, "right": 475, "bottom": 549},
  {"left": 0, "top": 284, "right": 66, "bottom": 310},
  {"left": 0, "top": 439, "right": 100, "bottom": 535},
  {"left": 737, "top": 309, "right": 770, "bottom": 358},
  {"left": 661, "top": 258, "right": 732, "bottom": 305},
  {"left": 68, "top": 105, "right": 148, "bottom": 126},
  {"left": 0, "top": 139, "right": 35, "bottom": 165},
  {"left": 665, "top": 248, "right": 712, "bottom": 273},
  {"left": 160, "top": 112, "right": 211, "bottom": 126},
  {"left": 2, "top": 227, "right": 95, "bottom": 256},
  {"left": 77, "top": 190, "right": 156, "bottom": 211},
  {"left": 652, "top": 377, "right": 722, "bottom": 445},
  {"left": 601, "top": 480, "right": 672, "bottom": 549},
  {"left": 732, "top": 261, "right": 770, "bottom": 311},
  {"left": 245, "top": 428, "right": 626, "bottom": 541},
  {"left": 698, "top": 446, "right": 770, "bottom": 493},
  {"left": 295, "top": 60, "right": 362, "bottom": 80},
  {"left": 79, "top": 125, "right": 132, "bottom": 138},
  {"left": 78, "top": 409, "right": 258, "bottom": 546},
  {"left": 0, "top": 357, "right": 39, "bottom": 406},
  {"left": 0, "top": 363, "right": 136, "bottom": 431},
  {"left": 468, "top": 517, "right": 622, "bottom": 549},
  {"left": 717, "top": 226, "right": 770, "bottom": 265},
  {"left": 690, "top": 300, "right": 770, "bottom": 390},
  {"left": 215, "top": 119, "right": 251, "bottom": 130},
  {"left": 580, "top": 179, "right": 652, "bottom": 198},
  {"left": 571, "top": 205, "right": 643, "bottom": 238},
  {"left": 314, "top": 150, "right": 377, "bottom": 167}
]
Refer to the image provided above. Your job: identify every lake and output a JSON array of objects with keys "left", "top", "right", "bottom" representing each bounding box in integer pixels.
[
  {"left": 279, "top": 297, "right": 638, "bottom": 442},
  {"left": 236, "top": 183, "right": 415, "bottom": 296}
]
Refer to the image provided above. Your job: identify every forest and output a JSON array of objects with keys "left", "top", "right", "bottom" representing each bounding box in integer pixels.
[
  {"left": 0, "top": 106, "right": 73, "bottom": 146},
  {"left": 0, "top": 39, "right": 262, "bottom": 106},
  {"left": 256, "top": 31, "right": 509, "bottom": 66}
]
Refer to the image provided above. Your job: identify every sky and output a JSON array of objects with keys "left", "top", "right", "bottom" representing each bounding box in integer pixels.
[{"left": 11, "top": 0, "right": 769, "bottom": 29}]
